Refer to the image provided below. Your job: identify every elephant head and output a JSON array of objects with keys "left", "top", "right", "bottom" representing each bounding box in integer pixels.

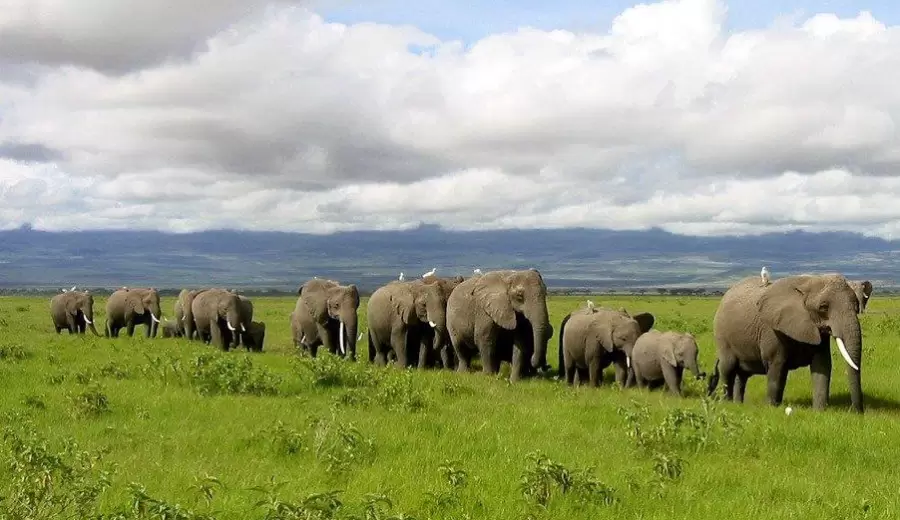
[
  {"left": 848, "top": 280, "right": 874, "bottom": 314},
  {"left": 415, "top": 276, "right": 464, "bottom": 351},
  {"left": 300, "top": 279, "right": 360, "bottom": 356},
  {"left": 473, "top": 269, "right": 550, "bottom": 369},
  {"left": 64, "top": 291, "right": 100, "bottom": 336},
  {"left": 126, "top": 288, "right": 163, "bottom": 335},
  {"left": 757, "top": 274, "right": 863, "bottom": 411},
  {"left": 662, "top": 332, "right": 704, "bottom": 379},
  {"left": 595, "top": 308, "right": 654, "bottom": 366}
]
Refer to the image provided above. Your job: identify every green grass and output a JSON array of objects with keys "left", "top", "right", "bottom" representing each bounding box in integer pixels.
[{"left": 2, "top": 294, "right": 900, "bottom": 519}]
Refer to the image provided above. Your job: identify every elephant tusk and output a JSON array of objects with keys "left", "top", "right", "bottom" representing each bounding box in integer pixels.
[
  {"left": 357, "top": 332, "right": 363, "bottom": 342},
  {"left": 835, "top": 337, "right": 859, "bottom": 371},
  {"left": 150, "top": 313, "right": 161, "bottom": 323},
  {"left": 84, "top": 317, "right": 93, "bottom": 325},
  {"left": 626, "top": 356, "right": 631, "bottom": 368},
  {"left": 227, "top": 321, "right": 236, "bottom": 332},
  {"left": 338, "top": 322, "right": 346, "bottom": 354},
  {"left": 241, "top": 323, "right": 246, "bottom": 332},
  {"left": 428, "top": 321, "right": 436, "bottom": 328}
]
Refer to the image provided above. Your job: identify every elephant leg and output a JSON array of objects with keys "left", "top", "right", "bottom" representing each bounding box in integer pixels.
[
  {"left": 660, "top": 364, "right": 682, "bottom": 396},
  {"left": 66, "top": 315, "right": 76, "bottom": 333},
  {"left": 587, "top": 357, "right": 602, "bottom": 387},
  {"left": 210, "top": 323, "right": 226, "bottom": 350},
  {"left": 126, "top": 319, "right": 136, "bottom": 337},
  {"left": 440, "top": 345, "right": 455, "bottom": 370},
  {"left": 734, "top": 372, "right": 749, "bottom": 402},
  {"left": 390, "top": 327, "right": 409, "bottom": 368},
  {"left": 809, "top": 345, "right": 833, "bottom": 411},
  {"left": 316, "top": 323, "right": 336, "bottom": 355},
  {"left": 718, "top": 353, "right": 739, "bottom": 401},
  {"left": 765, "top": 358, "right": 789, "bottom": 407},
  {"left": 510, "top": 347, "right": 527, "bottom": 382},
  {"left": 613, "top": 359, "right": 629, "bottom": 387},
  {"left": 144, "top": 319, "right": 153, "bottom": 338}
]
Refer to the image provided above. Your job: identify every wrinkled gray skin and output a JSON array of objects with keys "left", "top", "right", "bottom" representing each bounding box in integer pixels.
[
  {"left": 240, "top": 321, "right": 265, "bottom": 352},
  {"left": 709, "top": 274, "right": 864, "bottom": 413},
  {"left": 849, "top": 280, "right": 874, "bottom": 314},
  {"left": 160, "top": 320, "right": 181, "bottom": 338},
  {"left": 175, "top": 289, "right": 207, "bottom": 340},
  {"left": 557, "top": 305, "right": 654, "bottom": 387},
  {"left": 290, "top": 278, "right": 361, "bottom": 360},
  {"left": 105, "top": 288, "right": 162, "bottom": 338},
  {"left": 50, "top": 290, "right": 100, "bottom": 336},
  {"left": 191, "top": 288, "right": 247, "bottom": 350},
  {"left": 631, "top": 329, "right": 704, "bottom": 395},
  {"left": 367, "top": 275, "right": 463, "bottom": 369},
  {"left": 446, "top": 269, "right": 551, "bottom": 382}
]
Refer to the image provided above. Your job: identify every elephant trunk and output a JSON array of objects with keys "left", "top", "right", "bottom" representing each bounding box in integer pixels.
[
  {"left": 82, "top": 308, "right": 101, "bottom": 336},
  {"left": 833, "top": 319, "right": 863, "bottom": 413},
  {"left": 339, "top": 309, "right": 358, "bottom": 359},
  {"left": 686, "top": 354, "right": 704, "bottom": 379},
  {"left": 526, "top": 301, "right": 550, "bottom": 369}
]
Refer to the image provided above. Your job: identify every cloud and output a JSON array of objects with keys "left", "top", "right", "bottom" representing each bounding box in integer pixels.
[{"left": 1, "top": 0, "right": 899, "bottom": 237}]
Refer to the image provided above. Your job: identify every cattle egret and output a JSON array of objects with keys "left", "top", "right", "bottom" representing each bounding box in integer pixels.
[
  {"left": 423, "top": 267, "right": 436, "bottom": 278},
  {"left": 760, "top": 266, "right": 771, "bottom": 286},
  {"left": 399, "top": 272, "right": 405, "bottom": 281}
]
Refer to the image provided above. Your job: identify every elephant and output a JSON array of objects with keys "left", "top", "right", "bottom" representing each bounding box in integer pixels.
[
  {"left": 446, "top": 269, "right": 551, "bottom": 382},
  {"left": 190, "top": 288, "right": 248, "bottom": 350},
  {"left": 49, "top": 289, "right": 100, "bottom": 335},
  {"left": 240, "top": 321, "right": 266, "bottom": 352},
  {"left": 160, "top": 319, "right": 181, "bottom": 338},
  {"left": 631, "top": 329, "right": 704, "bottom": 395},
  {"left": 105, "top": 287, "right": 162, "bottom": 338},
  {"left": 849, "top": 280, "right": 874, "bottom": 313},
  {"left": 235, "top": 294, "right": 254, "bottom": 347},
  {"left": 175, "top": 288, "right": 208, "bottom": 340},
  {"left": 366, "top": 275, "right": 463, "bottom": 369},
  {"left": 557, "top": 304, "right": 654, "bottom": 387},
  {"left": 290, "top": 278, "right": 360, "bottom": 360},
  {"left": 708, "top": 274, "right": 864, "bottom": 413}
]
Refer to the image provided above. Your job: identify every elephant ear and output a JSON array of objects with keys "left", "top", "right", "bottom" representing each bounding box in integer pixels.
[
  {"left": 64, "top": 295, "right": 79, "bottom": 316},
  {"left": 591, "top": 319, "right": 615, "bottom": 353},
  {"left": 757, "top": 278, "right": 821, "bottom": 344},
  {"left": 128, "top": 294, "right": 145, "bottom": 315},
  {"left": 632, "top": 313, "right": 654, "bottom": 333},
  {"left": 473, "top": 274, "right": 517, "bottom": 330},
  {"left": 661, "top": 341, "right": 678, "bottom": 367},
  {"left": 390, "top": 292, "right": 416, "bottom": 325}
]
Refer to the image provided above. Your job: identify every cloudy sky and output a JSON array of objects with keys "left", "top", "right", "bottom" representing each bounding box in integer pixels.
[{"left": 1, "top": 0, "right": 899, "bottom": 237}]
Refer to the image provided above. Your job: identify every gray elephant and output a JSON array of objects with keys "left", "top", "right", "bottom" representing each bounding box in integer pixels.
[
  {"left": 446, "top": 269, "right": 551, "bottom": 382},
  {"left": 240, "top": 321, "right": 265, "bottom": 352},
  {"left": 708, "top": 274, "right": 864, "bottom": 413},
  {"left": 290, "top": 278, "right": 360, "bottom": 360},
  {"left": 49, "top": 289, "right": 100, "bottom": 335},
  {"left": 849, "top": 280, "right": 873, "bottom": 313},
  {"left": 631, "top": 329, "right": 704, "bottom": 395},
  {"left": 175, "top": 288, "right": 208, "bottom": 340},
  {"left": 190, "top": 288, "right": 247, "bottom": 350},
  {"left": 235, "top": 294, "right": 254, "bottom": 347},
  {"left": 557, "top": 304, "right": 654, "bottom": 387},
  {"left": 105, "top": 287, "right": 162, "bottom": 338},
  {"left": 366, "top": 275, "right": 463, "bottom": 369},
  {"left": 160, "top": 319, "right": 181, "bottom": 338}
]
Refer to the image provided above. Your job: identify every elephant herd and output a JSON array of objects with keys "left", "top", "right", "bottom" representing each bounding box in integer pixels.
[{"left": 47, "top": 269, "right": 876, "bottom": 413}]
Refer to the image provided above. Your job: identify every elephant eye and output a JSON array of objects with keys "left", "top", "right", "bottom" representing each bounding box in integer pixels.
[{"left": 818, "top": 302, "right": 829, "bottom": 313}]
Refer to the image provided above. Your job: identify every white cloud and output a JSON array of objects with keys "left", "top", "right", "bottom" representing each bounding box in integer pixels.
[{"left": 1, "top": 0, "right": 900, "bottom": 237}]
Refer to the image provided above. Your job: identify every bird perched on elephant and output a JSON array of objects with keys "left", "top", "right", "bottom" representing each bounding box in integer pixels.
[
  {"left": 557, "top": 304, "right": 654, "bottom": 387},
  {"left": 50, "top": 289, "right": 100, "bottom": 335},
  {"left": 290, "top": 278, "right": 360, "bottom": 360},
  {"left": 105, "top": 287, "right": 162, "bottom": 338},
  {"left": 708, "top": 274, "right": 865, "bottom": 413},
  {"left": 240, "top": 321, "right": 266, "bottom": 352},
  {"left": 190, "top": 288, "right": 247, "bottom": 350},
  {"left": 446, "top": 269, "right": 551, "bottom": 382},
  {"left": 631, "top": 329, "right": 704, "bottom": 395},
  {"left": 175, "top": 288, "right": 208, "bottom": 340},
  {"left": 367, "top": 275, "right": 463, "bottom": 369}
]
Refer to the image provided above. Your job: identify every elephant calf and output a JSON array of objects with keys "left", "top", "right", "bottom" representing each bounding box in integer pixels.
[
  {"left": 241, "top": 321, "right": 266, "bottom": 352},
  {"left": 160, "top": 320, "right": 182, "bottom": 338},
  {"left": 631, "top": 329, "right": 704, "bottom": 396}
]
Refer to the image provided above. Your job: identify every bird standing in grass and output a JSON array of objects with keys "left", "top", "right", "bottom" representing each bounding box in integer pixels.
[
  {"left": 760, "top": 266, "right": 771, "bottom": 287},
  {"left": 423, "top": 267, "right": 436, "bottom": 278}
]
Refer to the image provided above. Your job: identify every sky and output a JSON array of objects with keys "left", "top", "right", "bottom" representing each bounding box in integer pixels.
[{"left": 1, "top": 0, "right": 900, "bottom": 237}]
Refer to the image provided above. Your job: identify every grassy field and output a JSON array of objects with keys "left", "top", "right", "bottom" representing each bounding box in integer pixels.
[{"left": 2, "top": 293, "right": 900, "bottom": 519}]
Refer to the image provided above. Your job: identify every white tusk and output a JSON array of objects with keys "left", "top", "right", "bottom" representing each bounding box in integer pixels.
[
  {"left": 429, "top": 321, "right": 436, "bottom": 328},
  {"left": 835, "top": 337, "right": 859, "bottom": 371},
  {"left": 84, "top": 317, "right": 93, "bottom": 325},
  {"left": 300, "top": 334, "right": 307, "bottom": 344},
  {"left": 227, "top": 321, "right": 236, "bottom": 332},
  {"left": 241, "top": 323, "right": 246, "bottom": 332},
  {"left": 626, "top": 356, "right": 631, "bottom": 368},
  {"left": 357, "top": 332, "right": 363, "bottom": 342},
  {"left": 338, "top": 322, "right": 346, "bottom": 354},
  {"left": 150, "top": 313, "right": 161, "bottom": 323}
]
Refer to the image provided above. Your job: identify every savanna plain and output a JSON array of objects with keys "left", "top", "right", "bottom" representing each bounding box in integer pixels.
[{"left": 2, "top": 294, "right": 900, "bottom": 520}]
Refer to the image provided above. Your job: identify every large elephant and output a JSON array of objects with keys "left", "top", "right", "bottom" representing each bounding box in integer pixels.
[
  {"left": 708, "top": 274, "right": 864, "bottom": 413},
  {"left": 235, "top": 294, "right": 254, "bottom": 347},
  {"left": 175, "top": 288, "right": 208, "bottom": 340},
  {"left": 367, "top": 275, "right": 463, "bottom": 369},
  {"left": 49, "top": 289, "right": 100, "bottom": 335},
  {"left": 105, "top": 287, "right": 162, "bottom": 338},
  {"left": 557, "top": 304, "right": 654, "bottom": 387},
  {"left": 290, "top": 278, "right": 360, "bottom": 360},
  {"left": 631, "top": 329, "right": 704, "bottom": 395},
  {"left": 849, "top": 280, "right": 874, "bottom": 313},
  {"left": 446, "top": 269, "right": 551, "bottom": 382},
  {"left": 190, "top": 288, "right": 247, "bottom": 350}
]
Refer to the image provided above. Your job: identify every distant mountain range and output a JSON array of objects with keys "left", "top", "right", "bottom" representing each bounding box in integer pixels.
[{"left": 1, "top": 225, "right": 898, "bottom": 294}]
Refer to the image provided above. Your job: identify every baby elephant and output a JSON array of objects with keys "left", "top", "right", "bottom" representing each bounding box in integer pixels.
[
  {"left": 241, "top": 321, "right": 266, "bottom": 352},
  {"left": 631, "top": 330, "right": 705, "bottom": 395},
  {"left": 161, "top": 319, "right": 182, "bottom": 338}
]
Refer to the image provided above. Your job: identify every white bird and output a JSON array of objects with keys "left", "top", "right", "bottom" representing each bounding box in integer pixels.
[
  {"left": 399, "top": 272, "right": 405, "bottom": 281},
  {"left": 423, "top": 267, "right": 436, "bottom": 278},
  {"left": 586, "top": 299, "right": 595, "bottom": 310},
  {"left": 70, "top": 285, "right": 77, "bottom": 292},
  {"left": 473, "top": 268, "right": 482, "bottom": 275},
  {"left": 785, "top": 406, "right": 793, "bottom": 416},
  {"left": 760, "top": 266, "right": 771, "bottom": 286}
]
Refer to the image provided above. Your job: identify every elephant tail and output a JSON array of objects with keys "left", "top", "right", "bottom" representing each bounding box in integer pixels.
[
  {"left": 706, "top": 358, "right": 720, "bottom": 396},
  {"left": 557, "top": 313, "right": 572, "bottom": 379},
  {"left": 367, "top": 329, "right": 375, "bottom": 363}
]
